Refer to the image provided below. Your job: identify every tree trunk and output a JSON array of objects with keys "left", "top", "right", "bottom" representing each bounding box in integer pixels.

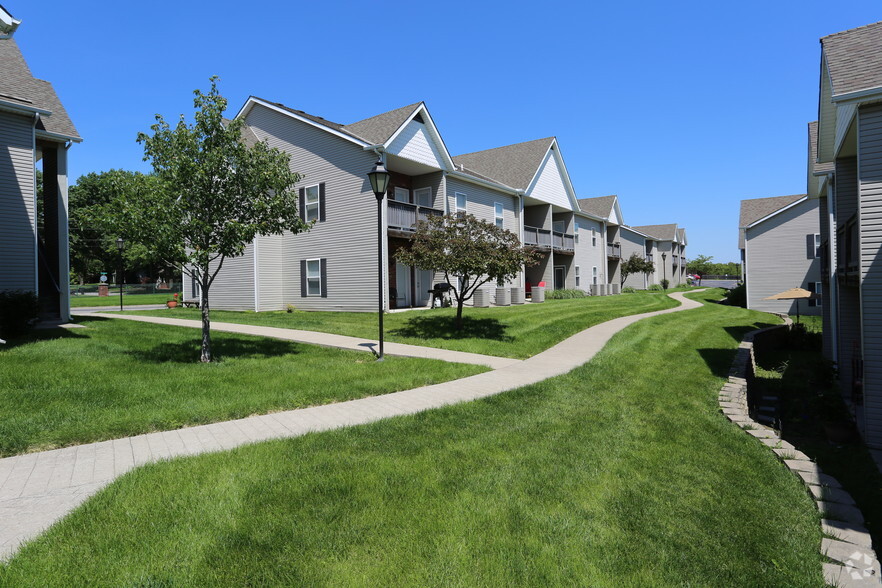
[
  {"left": 455, "top": 298, "right": 464, "bottom": 330},
  {"left": 200, "top": 272, "right": 211, "bottom": 363}
]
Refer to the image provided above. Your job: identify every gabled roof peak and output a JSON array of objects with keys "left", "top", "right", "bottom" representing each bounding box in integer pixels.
[{"left": 451, "top": 137, "right": 556, "bottom": 191}]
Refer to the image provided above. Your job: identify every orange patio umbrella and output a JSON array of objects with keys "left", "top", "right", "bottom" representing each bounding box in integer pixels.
[{"left": 763, "top": 287, "right": 820, "bottom": 324}]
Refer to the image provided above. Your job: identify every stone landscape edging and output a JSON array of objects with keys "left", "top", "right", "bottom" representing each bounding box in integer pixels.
[{"left": 718, "top": 318, "right": 882, "bottom": 587}]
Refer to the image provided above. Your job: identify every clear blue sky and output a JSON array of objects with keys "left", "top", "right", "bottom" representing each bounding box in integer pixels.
[{"left": 13, "top": 1, "right": 882, "bottom": 262}]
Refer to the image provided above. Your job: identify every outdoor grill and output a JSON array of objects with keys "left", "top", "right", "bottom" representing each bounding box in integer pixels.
[{"left": 429, "top": 283, "right": 452, "bottom": 307}]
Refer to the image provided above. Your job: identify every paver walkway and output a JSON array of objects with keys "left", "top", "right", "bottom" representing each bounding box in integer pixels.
[
  {"left": 73, "top": 310, "right": 518, "bottom": 369},
  {"left": 2, "top": 291, "right": 703, "bottom": 560}
]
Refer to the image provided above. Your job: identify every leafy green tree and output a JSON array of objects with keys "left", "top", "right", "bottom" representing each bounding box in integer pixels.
[
  {"left": 69, "top": 170, "right": 165, "bottom": 284},
  {"left": 620, "top": 253, "right": 655, "bottom": 287},
  {"left": 395, "top": 213, "right": 538, "bottom": 329},
  {"left": 686, "top": 254, "right": 714, "bottom": 282},
  {"left": 120, "top": 77, "right": 309, "bottom": 362}
]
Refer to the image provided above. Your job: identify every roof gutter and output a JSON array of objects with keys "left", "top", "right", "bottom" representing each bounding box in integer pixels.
[
  {"left": 0, "top": 98, "right": 51, "bottom": 117},
  {"left": 36, "top": 129, "right": 82, "bottom": 143},
  {"left": 0, "top": 6, "right": 21, "bottom": 39},
  {"left": 831, "top": 86, "right": 882, "bottom": 105}
]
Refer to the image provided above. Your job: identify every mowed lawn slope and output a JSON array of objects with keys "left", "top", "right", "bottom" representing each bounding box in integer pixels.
[
  {"left": 0, "top": 291, "right": 824, "bottom": 587},
  {"left": 0, "top": 317, "right": 485, "bottom": 457},
  {"left": 123, "top": 291, "right": 680, "bottom": 359}
]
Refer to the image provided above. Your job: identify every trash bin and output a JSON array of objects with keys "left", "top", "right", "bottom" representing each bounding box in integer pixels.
[
  {"left": 532, "top": 286, "right": 545, "bottom": 303},
  {"left": 511, "top": 287, "right": 525, "bottom": 304},
  {"left": 473, "top": 288, "right": 491, "bottom": 308},
  {"left": 495, "top": 287, "right": 511, "bottom": 306}
]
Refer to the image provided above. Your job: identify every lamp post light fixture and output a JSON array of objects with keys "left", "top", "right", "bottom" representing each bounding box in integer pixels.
[
  {"left": 367, "top": 158, "right": 391, "bottom": 361},
  {"left": 116, "top": 237, "right": 125, "bottom": 311},
  {"left": 661, "top": 252, "right": 667, "bottom": 288}
]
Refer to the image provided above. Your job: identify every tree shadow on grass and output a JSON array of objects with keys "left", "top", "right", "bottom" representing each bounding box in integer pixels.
[
  {"left": 132, "top": 336, "right": 303, "bottom": 363},
  {"left": 722, "top": 322, "right": 778, "bottom": 342},
  {"left": 696, "top": 348, "right": 738, "bottom": 378},
  {"left": 391, "top": 314, "right": 513, "bottom": 342},
  {"left": 0, "top": 325, "right": 89, "bottom": 352}
]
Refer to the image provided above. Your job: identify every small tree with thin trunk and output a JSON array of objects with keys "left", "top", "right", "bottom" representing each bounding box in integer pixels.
[
  {"left": 116, "top": 77, "right": 308, "bottom": 362},
  {"left": 395, "top": 213, "right": 538, "bottom": 330},
  {"left": 620, "top": 253, "right": 655, "bottom": 287}
]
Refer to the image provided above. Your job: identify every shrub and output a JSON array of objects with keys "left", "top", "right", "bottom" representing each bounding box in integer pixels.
[
  {"left": 661, "top": 278, "right": 670, "bottom": 290},
  {"left": 622, "top": 286, "right": 636, "bottom": 293},
  {"left": 546, "top": 288, "right": 588, "bottom": 300},
  {"left": 0, "top": 290, "right": 39, "bottom": 339},
  {"left": 648, "top": 284, "right": 663, "bottom": 292},
  {"left": 723, "top": 283, "right": 747, "bottom": 308}
]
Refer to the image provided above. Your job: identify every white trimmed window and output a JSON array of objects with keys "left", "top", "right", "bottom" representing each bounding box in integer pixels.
[
  {"left": 494, "top": 202, "right": 504, "bottom": 228},
  {"left": 815, "top": 233, "right": 821, "bottom": 258},
  {"left": 304, "top": 185, "right": 320, "bottom": 222},
  {"left": 306, "top": 259, "right": 321, "bottom": 296},
  {"left": 592, "top": 266, "right": 598, "bottom": 285},
  {"left": 455, "top": 192, "right": 467, "bottom": 215},
  {"left": 575, "top": 222, "right": 580, "bottom": 243},
  {"left": 591, "top": 228, "right": 597, "bottom": 247},
  {"left": 575, "top": 266, "right": 581, "bottom": 287},
  {"left": 415, "top": 187, "right": 432, "bottom": 207}
]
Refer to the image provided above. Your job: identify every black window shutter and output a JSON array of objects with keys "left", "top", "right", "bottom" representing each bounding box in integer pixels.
[
  {"left": 319, "top": 183, "right": 326, "bottom": 222},
  {"left": 299, "top": 188, "right": 306, "bottom": 221},
  {"left": 806, "top": 234, "right": 815, "bottom": 259},
  {"left": 320, "top": 258, "right": 328, "bottom": 298},
  {"left": 807, "top": 282, "right": 816, "bottom": 307},
  {"left": 300, "top": 259, "right": 307, "bottom": 297}
]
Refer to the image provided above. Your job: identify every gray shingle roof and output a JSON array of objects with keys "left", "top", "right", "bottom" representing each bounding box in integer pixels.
[
  {"left": 0, "top": 38, "right": 80, "bottom": 140},
  {"left": 252, "top": 98, "right": 421, "bottom": 146},
  {"left": 452, "top": 137, "right": 555, "bottom": 191},
  {"left": 342, "top": 102, "right": 422, "bottom": 145},
  {"left": 808, "top": 121, "right": 834, "bottom": 175},
  {"left": 577, "top": 195, "right": 617, "bottom": 219},
  {"left": 822, "top": 21, "right": 882, "bottom": 98},
  {"left": 738, "top": 194, "right": 806, "bottom": 249},
  {"left": 632, "top": 224, "right": 678, "bottom": 241}
]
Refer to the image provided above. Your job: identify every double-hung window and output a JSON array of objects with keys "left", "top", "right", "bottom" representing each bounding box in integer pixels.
[
  {"left": 591, "top": 228, "right": 597, "bottom": 247},
  {"left": 575, "top": 266, "right": 581, "bottom": 287},
  {"left": 592, "top": 266, "right": 598, "bottom": 285},
  {"left": 304, "top": 185, "right": 320, "bottom": 222},
  {"left": 575, "top": 222, "right": 580, "bottom": 243},
  {"left": 494, "top": 202, "right": 504, "bottom": 228},
  {"left": 306, "top": 259, "right": 322, "bottom": 296},
  {"left": 455, "top": 192, "right": 467, "bottom": 216}
]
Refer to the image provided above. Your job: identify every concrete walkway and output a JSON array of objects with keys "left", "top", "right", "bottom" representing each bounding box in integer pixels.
[
  {"left": 2, "top": 291, "right": 703, "bottom": 560},
  {"left": 73, "top": 310, "right": 518, "bottom": 370}
]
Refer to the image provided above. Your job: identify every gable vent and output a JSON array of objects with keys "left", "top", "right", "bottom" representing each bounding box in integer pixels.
[{"left": 413, "top": 112, "right": 425, "bottom": 124}]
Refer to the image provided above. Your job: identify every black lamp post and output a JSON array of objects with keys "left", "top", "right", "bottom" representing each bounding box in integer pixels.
[
  {"left": 116, "top": 237, "right": 125, "bottom": 311},
  {"left": 367, "top": 159, "right": 391, "bottom": 361},
  {"left": 661, "top": 252, "right": 667, "bottom": 289}
]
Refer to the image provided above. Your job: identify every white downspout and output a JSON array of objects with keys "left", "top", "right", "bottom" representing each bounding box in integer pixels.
[
  {"left": 827, "top": 175, "right": 839, "bottom": 365},
  {"left": 32, "top": 113, "right": 39, "bottom": 297}
]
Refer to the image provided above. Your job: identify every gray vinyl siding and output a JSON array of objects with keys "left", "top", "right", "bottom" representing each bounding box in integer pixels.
[
  {"left": 573, "top": 214, "right": 603, "bottom": 292},
  {"left": 256, "top": 233, "right": 285, "bottom": 311},
  {"left": 836, "top": 157, "right": 858, "bottom": 225},
  {"left": 858, "top": 104, "right": 882, "bottom": 446},
  {"left": 445, "top": 176, "right": 518, "bottom": 229},
  {"left": 743, "top": 199, "right": 821, "bottom": 315},
  {"left": 620, "top": 228, "right": 646, "bottom": 289},
  {"left": 412, "top": 171, "right": 444, "bottom": 210},
  {"left": 0, "top": 111, "right": 36, "bottom": 291},
  {"left": 208, "top": 244, "right": 256, "bottom": 311},
  {"left": 246, "top": 104, "right": 379, "bottom": 312}
]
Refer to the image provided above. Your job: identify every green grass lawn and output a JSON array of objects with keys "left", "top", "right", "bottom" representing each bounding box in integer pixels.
[
  {"left": 0, "top": 290, "right": 824, "bottom": 586},
  {"left": 123, "top": 292, "right": 679, "bottom": 359},
  {"left": 70, "top": 293, "right": 171, "bottom": 307},
  {"left": 0, "top": 317, "right": 485, "bottom": 457}
]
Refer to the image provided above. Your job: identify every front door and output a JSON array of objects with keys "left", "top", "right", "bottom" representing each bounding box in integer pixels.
[
  {"left": 415, "top": 268, "right": 433, "bottom": 306},
  {"left": 554, "top": 266, "right": 565, "bottom": 290},
  {"left": 395, "top": 262, "right": 411, "bottom": 307}
]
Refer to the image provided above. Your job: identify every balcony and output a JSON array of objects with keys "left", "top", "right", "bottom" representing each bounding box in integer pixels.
[
  {"left": 552, "top": 231, "right": 575, "bottom": 252},
  {"left": 672, "top": 255, "right": 680, "bottom": 267},
  {"left": 387, "top": 200, "right": 443, "bottom": 234},
  {"left": 607, "top": 242, "right": 621, "bottom": 260},
  {"left": 524, "top": 225, "right": 552, "bottom": 249}
]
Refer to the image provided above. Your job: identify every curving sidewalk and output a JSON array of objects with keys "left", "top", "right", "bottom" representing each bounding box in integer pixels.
[{"left": 1, "top": 291, "right": 703, "bottom": 560}]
